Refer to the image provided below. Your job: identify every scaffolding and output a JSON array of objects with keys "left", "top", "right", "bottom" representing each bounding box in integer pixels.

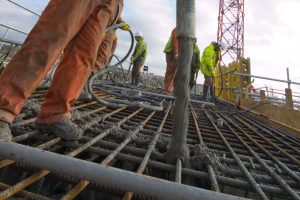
[{"left": 217, "top": 0, "right": 245, "bottom": 65}]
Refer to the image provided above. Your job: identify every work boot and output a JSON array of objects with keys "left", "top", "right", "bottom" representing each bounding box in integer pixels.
[
  {"left": 36, "top": 117, "right": 83, "bottom": 141},
  {"left": 0, "top": 120, "right": 12, "bottom": 141},
  {"left": 210, "top": 86, "right": 216, "bottom": 102},
  {"left": 77, "top": 92, "right": 93, "bottom": 102},
  {"left": 202, "top": 85, "right": 209, "bottom": 101}
]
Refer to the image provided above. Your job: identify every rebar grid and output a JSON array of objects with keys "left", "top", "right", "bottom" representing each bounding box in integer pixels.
[{"left": 0, "top": 89, "right": 299, "bottom": 200}]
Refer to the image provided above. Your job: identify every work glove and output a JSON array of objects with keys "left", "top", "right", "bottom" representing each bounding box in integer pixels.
[{"left": 119, "top": 20, "right": 130, "bottom": 31}]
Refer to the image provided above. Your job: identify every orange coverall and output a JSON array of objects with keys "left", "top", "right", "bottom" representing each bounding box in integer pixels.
[
  {"left": 0, "top": 0, "right": 123, "bottom": 124},
  {"left": 164, "top": 28, "right": 179, "bottom": 95},
  {"left": 95, "top": 31, "right": 118, "bottom": 70}
]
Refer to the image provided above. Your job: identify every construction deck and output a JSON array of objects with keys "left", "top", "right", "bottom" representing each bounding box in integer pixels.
[{"left": 0, "top": 87, "right": 299, "bottom": 200}]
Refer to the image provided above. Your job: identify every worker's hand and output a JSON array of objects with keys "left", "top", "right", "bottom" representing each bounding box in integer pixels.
[{"left": 120, "top": 21, "right": 130, "bottom": 31}]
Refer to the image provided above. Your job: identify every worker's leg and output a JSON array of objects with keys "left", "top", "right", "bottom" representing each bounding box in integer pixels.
[
  {"left": 202, "top": 85, "right": 209, "bottom": 101},
  {"left": 190, "top": 67, "right": 196, "bottom": 90},
  {"left": 131, "top": 67, "right": 135, "bottom": 85},
  {"left": 79, "top": 31, "right": 115, "bottom": 103},
  {"left": 131, "top": 67, "right": 137, "bottom": 85},
  {"left": 132, "top": 59, "right": 144, "bottom": 85},
  {"left": 131, "top": 64, "right": 138, "bottom": 85},
  {"left": 0, "top": 0, "right": 103, "bottom": 124},
  {"left": 95, "top": 30, "right": 115, "bottom": 70},
  {"left": 210, "top": 77, "right": 216, "bottom": 102},
  {"left": 202, "top": 75, "right": 213, "bottom": 101},
  {"left": 38, "top": 7, "right": 113, "bottom": 124},
  {"left": 164, "top": 53, "right": 177, "bottom": 95}
]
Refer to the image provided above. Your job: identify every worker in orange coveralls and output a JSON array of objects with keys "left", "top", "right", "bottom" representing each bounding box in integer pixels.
[
  {"left": 0, "top": 0, "right": 129, "bottom": 142},
  {"left": 78, "top": 31, "right": 119, "bottom": 101},
  {"left": 163, "top": 27, "right": 179, "bottom": 95}
]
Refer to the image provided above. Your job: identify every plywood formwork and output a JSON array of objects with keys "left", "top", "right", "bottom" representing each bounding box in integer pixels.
[
  {"left": 240, "top": 98, "right": 300, "bottom": 134},
  {"left": 216, "top": 57, "right": 300, "bottom": 134}
]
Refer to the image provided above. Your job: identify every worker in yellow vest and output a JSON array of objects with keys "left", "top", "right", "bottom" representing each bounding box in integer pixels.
[
  {"left": 130, "top": 31, "right": 147, "bottom": 86},
  {"left": 199, "top": 41, "right": 225, "bottom": 102}
]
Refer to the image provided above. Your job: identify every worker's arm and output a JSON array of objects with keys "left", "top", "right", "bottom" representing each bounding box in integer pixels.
[
  {"left": 131, "top": 41, "right": 146, "bottom": 63},
  {"left": 131, "top": 42, "right": 140, "bottom": 63}
]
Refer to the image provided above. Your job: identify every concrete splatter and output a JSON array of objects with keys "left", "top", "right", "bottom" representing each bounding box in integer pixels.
[{"left": 190, "top": 144, "right": 227, "bottom": 175}]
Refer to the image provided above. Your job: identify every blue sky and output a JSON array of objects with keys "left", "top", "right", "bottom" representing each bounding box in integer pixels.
[{"left": 0, "top": 0, "right": 300, "bottom": 96}]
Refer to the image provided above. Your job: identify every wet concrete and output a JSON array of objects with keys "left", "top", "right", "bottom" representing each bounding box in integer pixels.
[
  {"left": 190, "top": 144, "right": 227, "bottom": 175},
  {"left": 15, "top": 99, "right": 41, "bottom": 122}
]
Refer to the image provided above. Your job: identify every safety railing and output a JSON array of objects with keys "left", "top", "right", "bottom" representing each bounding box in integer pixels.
[
  {"left": 234, "top": 68, "right": 300, "bottom": 110},
  {"left": 0, "top": 0, "right": 39, "bottom": 45},
  {"left": 0, "top": 24, "right": 28, "bottom": 68},
  {"left": 6, "top": 0, "right": 40, "bottom": 17},
  {"left": 0, "top": 0, "right": 41, "bottom": 69}
]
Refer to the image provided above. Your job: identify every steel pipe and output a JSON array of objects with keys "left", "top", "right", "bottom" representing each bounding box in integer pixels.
[
  {"left": 7, "top": 0, "right": 40, "bottom": 16},
  {"left": 94, "top": 84, "right": 215, "bottom": 106},
  {"left": 0, "top": 23, "right": 28, "bottom": 35},
  {"left": 65, "top": 142, "right": 300, "bottom": 196},
  {"left": 234, "top": 72, "right": 300, "bottom": 86},
  {"left": 0, "top": 141, "right": 248, "bottom": 200},
  {"left": 165, "top": 0, "right": 196, "bottom": 164},
  {"left": 0, "top": 37, "right": 22, "bottom": 46}
]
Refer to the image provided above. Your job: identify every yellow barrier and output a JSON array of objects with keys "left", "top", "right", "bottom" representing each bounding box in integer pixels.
[{"left": 215, "top": 57, "right": 251, "bottom": 103}]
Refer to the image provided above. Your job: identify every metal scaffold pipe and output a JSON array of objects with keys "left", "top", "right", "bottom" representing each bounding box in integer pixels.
[
  {"left": 0, "top": 141, "right": 248, "bottom": 200},
  {"left": 7, "top": 0, "right": 40, "bottom": 17},
  {"left": 166, "top": 0, "right": 196, "bottom": 164}
]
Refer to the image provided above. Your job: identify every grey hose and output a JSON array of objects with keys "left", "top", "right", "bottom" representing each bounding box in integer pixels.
[
  {"left": 87, "top": 23, "right": 134, "bottom": 107},
  {"left": 88, "top": 23, "right": 164, "bottom": 111}
]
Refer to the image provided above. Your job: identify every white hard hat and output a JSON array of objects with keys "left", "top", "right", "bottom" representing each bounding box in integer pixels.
[
  {"left": 135, "top": 31, "right": 143, "bottom": 37},
  {"left": 218, "top": 42, "right": 226, "bottom": 51}
]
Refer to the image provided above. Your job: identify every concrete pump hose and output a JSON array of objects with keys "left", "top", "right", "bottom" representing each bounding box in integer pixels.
[{"left": 87, "top": 23, "right": 135, "bottom": 108}]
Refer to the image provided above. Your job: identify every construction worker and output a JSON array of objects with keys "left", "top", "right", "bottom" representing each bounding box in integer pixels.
[
  {"left": 163, "top": 27, "right": 178, "bottom": 95},
  {"left": 199, "top": 41, "right": 225, "bottom": 102},
  {"left": 78, "top": 31, "right": 120, "bottom": 102},
  {"left": 190, "top": 42, "right": 201, "bottom": 89},
  {"left": 0, "top": 0, "right": 129, "bottom": 142},
  {"left": 130, "top": 31, "right": 147, "bottom": 85}
]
